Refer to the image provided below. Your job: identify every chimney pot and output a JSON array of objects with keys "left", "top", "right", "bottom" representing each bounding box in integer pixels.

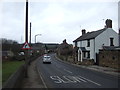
[
  {"left": 105, "top": 19, "right": 112, "bottom": 28},
  {"left": 82, "top": 29, "right": 86, "bottom": 35},
  {"left": 63, "top": 39, "right": 67, "bottom": 43}
]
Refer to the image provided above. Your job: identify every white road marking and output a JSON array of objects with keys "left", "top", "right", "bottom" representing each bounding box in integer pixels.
[
  {"left": 72, "top": 76, "right": 87, "bottom": 82},
  {"left": 50, "top": 76, "right": 87, "bottom": 84},
  {"left": 50, "top": 75, "right": 101, "bottom": 86},
  {"left": 50, "top": 76, "right": 63, "bottom": 83},
  {"left": 62, "top": 76, "right": 77, "bottom": 83},
  {"left": 64, "top": 69, "right": 72, "bottom": 74},
  {"left": 37, "top": 69, "right": 48, "bottom": 88},
  {"left": 78, "top": 75, "right": 101, "bottom": 86}
]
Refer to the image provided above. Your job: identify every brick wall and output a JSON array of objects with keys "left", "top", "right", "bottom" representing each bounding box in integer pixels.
[{"left": 99, "top": 50, "right": 120, "bottom": 69}]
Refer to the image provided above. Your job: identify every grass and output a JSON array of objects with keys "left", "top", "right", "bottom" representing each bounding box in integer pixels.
[{"left": 2, "top": 60, "right": 24, "bottom": 84}]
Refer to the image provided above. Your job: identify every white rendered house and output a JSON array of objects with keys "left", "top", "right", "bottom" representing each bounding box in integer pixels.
[{"left": 73, "top": 19, "right": 119, "bottom": 63}]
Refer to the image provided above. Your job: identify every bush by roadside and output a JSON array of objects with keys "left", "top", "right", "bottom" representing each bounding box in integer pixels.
[
  {"left": 57, "top": 54, "right": 95, "bottom": 65},
  {"left": 76, "top": 59, "right": 95, "bottom": 66}
]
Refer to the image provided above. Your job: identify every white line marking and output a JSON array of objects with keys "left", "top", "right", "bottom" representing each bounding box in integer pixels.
[
  {"left": 64, "top": 69, "right": 72, "bottom": 74},
  {"left": 50, "top": 76, "right": 63, "bottom": 83},
  {"left": 63, "top": 76, "right": 77, "bottom": 83},
  {"left": 72, "top": 76, "right": 87, "bottom": 82},
  {"left": 78, "top": 75, "right": 101, "bottom": 86},
  {"left": 37, "top": 69, "right": 48, "bottom": 88}
]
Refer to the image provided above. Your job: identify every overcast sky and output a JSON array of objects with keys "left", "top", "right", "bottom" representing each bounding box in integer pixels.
[{"left": 0, "top": 0, "right": 119, "bottom": 44}]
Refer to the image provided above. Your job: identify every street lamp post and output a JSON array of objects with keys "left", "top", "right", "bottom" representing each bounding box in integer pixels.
[{"left": 35, "top": 34, "right": 42, "bottom": 43}]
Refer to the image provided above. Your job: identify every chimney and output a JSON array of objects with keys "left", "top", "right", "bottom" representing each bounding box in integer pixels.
[
  {"left": 63, "top": 39, "right": 67, "bottom": 44},
  {"left": 105, "top": 19, "right": 112, "bottom": 28},
  {"left": 82, "top": 29, "right": 86, "bottom": 35},
  {"left": 119, "top": 28, "right": 120, "bottom": 35}
]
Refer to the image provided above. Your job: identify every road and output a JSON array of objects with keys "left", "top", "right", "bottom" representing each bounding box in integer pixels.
[{"left": 36, "top": 53, "right": 119, "bottom": 88}]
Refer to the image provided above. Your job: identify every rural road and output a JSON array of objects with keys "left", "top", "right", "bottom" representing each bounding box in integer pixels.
[{"left": 36, "top": 53, "right": 119, "bottom": 88}]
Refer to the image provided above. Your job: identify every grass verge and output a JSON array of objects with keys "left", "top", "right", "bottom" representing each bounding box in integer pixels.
[{"left": 2, "top": 60, "right": 24, "bottom": 84}]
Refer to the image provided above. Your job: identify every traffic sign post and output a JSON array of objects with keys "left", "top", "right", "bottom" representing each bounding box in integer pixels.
[
  {"left": 22, "top": 42, "right": 31, "bottom": 50},
  {"left": 22, "top": 42, "right": 31, "bottom": 78}
]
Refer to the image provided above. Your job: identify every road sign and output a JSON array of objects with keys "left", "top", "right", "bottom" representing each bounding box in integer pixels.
[{"left": 22, "top": 42, "right": 31, "bottom": 50}]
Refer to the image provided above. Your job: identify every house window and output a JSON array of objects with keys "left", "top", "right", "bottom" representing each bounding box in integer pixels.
[
  {"left": 87, "top": 39, "right": 90, "bottom": 47},
  {"left": 75, "top": 42, "right": 77, "bottom": 47},
  {"left": 87, "top": 51, "right": 90, "bottom": 58},
  {"left": 110, "top": 38, "right": 114, "bottom": 46},
  {"left": 83, "top": 52, "right": 86, "bottom": 58}
]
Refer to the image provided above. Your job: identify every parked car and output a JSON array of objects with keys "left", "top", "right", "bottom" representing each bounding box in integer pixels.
[{"left": 43, "top": 55, "right": 51, "bottom": 64}]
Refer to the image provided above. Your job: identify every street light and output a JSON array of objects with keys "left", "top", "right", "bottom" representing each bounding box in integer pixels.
[{"left": 35, "top": 34, "right": 42, "bottom": 43}]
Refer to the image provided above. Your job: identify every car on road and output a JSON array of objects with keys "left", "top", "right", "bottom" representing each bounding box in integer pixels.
[{"left": 43, "top": 55, "right": 51, "bottom": 64}]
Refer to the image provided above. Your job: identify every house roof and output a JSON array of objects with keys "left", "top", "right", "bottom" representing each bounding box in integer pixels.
[{"left": 73, "top": 28, "right": 107, "bottom": 42}]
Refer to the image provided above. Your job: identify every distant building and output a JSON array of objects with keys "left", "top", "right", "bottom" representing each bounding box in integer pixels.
[
  {"left": 2, "top": 51, "right": 14, "bottom": 60},
  {"left": 30, "top": 43, "right": 59, "bottom": 54},
  {"left": 57, "top": 39, "right": 73, "bottom": 56},
  {"left": 73, "top": 19, "right": 119, "bottom": 63}
]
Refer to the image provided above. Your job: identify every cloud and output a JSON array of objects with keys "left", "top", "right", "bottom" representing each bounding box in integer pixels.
[
  {"left": 0, "top": 1, "right": 118, "bottom": 44},
  {"left": 1, "top": 2, "right": 25, "bottom": 42}
]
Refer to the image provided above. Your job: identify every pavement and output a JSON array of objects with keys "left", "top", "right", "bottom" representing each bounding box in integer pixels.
[
  {"left": 55, "top": 55, "right": 120, "bottom": 77},
  {"left": 77, "top": 65, "right": 120, "bottom": 77},
  {"left": 21, "top": 55, "right": 119, "bottom": 88},
  {"left": 21, "top": 58, "right": 45, "bottom": 88}
]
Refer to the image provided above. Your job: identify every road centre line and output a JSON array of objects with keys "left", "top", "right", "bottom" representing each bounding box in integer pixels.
[
  {"left": 78, "top": 75, "right": 101, "bottom": 86},
  {"left": 64, "top": 69, "right": 72, "bottom": 74}
]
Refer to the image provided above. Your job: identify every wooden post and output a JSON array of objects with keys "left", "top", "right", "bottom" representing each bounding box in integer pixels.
[{"left": 24, "top": 0, "right": 29, "bottom": 78}]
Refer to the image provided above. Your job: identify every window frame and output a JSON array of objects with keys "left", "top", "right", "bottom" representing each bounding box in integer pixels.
[
  {"left": 110, "top": 38, "right": 114, "bottom": 46},
  {"left": 87, "top": 51, "right": 90, "bottom": 58},
  {"left": 87, "top": 39, "right": 90, "bottom": 47}
]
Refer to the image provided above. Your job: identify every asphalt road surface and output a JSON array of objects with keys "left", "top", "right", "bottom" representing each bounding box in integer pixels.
[{"left": 36, "top": 53, "right": 119, "bottom": 88}]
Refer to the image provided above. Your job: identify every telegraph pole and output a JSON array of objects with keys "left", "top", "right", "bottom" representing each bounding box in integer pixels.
[
  {"left": 25, "top": 0, "right": 28, "bottom": 78},
  {"left": 25, "top": 0, "right": 28, "bottom": 42}
]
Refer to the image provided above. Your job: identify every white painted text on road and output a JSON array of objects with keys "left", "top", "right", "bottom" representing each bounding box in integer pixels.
[{"left": 50, "top": 75, "right": 101, "bottom": 86}]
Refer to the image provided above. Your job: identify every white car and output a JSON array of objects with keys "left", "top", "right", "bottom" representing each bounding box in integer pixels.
[{"left": 43, "top": 55, "right": 51, "bottom": 64}]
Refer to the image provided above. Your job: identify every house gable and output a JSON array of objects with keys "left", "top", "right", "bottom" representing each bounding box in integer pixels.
[{"left": 95, "top": 28, "right": 119, "bottom": 53}]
